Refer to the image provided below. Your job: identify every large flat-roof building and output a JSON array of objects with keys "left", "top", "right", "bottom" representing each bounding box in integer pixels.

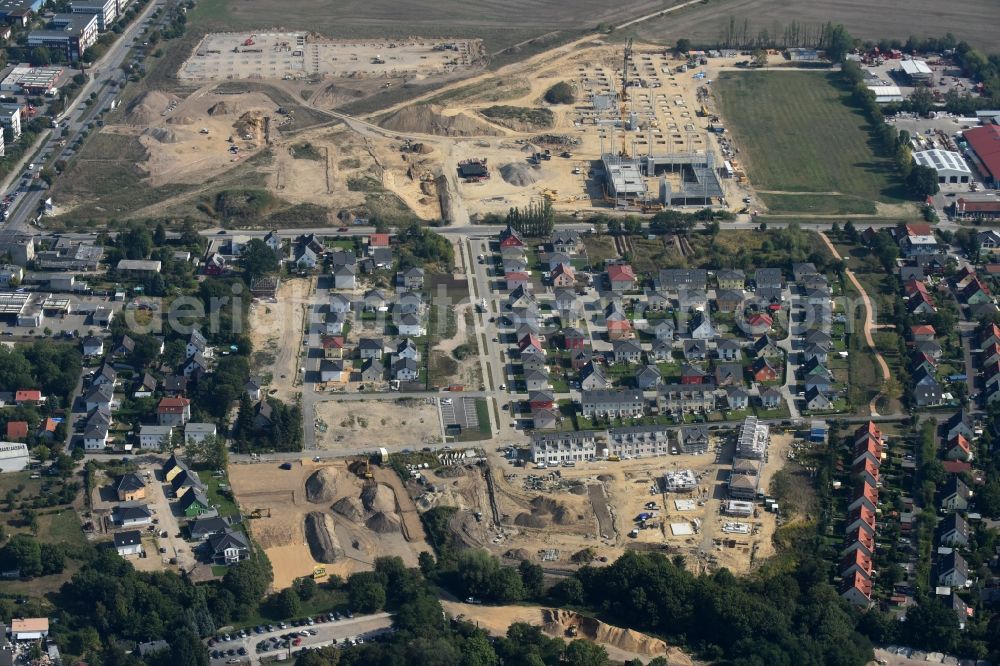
[
  {"left": 964, "top": 124, "right": 1000, "bottom": 187},
  {"left": 0, "top": 103, "right": 22, "bottom": 140},
  {"left": 0, "top": 441, "right": 29, "bottom": 472},
  {"left": 28, "top": 13, "right": 98, "bottom": 60},
  {"left": 70, "top": 0, "right": 117, "bottom": 30},
  {"left": 0, "top": 64, "right": 64, "bottom": 95},
  {"left": 899, "top": 59, "right": 933, "bottom": 83},
  {"left": 914, "top": 149, "right": 971, "bottom": 184}
]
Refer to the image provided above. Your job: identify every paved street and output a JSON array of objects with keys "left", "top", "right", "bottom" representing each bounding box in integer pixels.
[{"left": 0, "top": 0, "right": 168, "bottom": 241}]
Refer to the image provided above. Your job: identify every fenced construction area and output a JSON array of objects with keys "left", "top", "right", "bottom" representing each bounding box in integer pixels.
[{"left": 715, "top": 71, "right": 906, "bottom": 216}]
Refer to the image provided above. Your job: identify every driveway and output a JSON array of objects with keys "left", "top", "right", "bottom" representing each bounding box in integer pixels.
[{"left": 143, "top": 463, "right": 197, "bottom": 574}]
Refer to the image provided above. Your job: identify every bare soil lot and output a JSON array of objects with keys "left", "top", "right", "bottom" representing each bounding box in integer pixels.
[
  {"left": 632, "top": 0, "right": 1000, "bottom": 52},
  {"left": 442, "top": 601, "right": 697, "bottom": 665},
  {"left": 249, "top": 277, "right": 312, "bottom": 400},
  {"left": 229, "top": 459, "right": 429, "bottom": 589},
  {"left": 182, "top": 33, "right": 483, "bottom": 82},
  {"left": 313, "top": 398, "right": 443, "bottom": 451}
]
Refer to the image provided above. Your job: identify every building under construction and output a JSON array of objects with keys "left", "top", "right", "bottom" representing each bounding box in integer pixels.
[{"left": 602, "top": 147, "right": 724, "bottom": 208}]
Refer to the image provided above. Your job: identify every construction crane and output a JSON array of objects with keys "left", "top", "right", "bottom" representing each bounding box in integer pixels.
[{"left": 619, "top": 38, "right": 634, "bottom": 156}]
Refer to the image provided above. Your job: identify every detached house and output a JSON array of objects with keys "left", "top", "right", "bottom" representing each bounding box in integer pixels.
[
  {"left": 940, "top": 477, "right": 972, "bottom": 512},
  {"left": 945, "top": 434, "right": 973, "bottom": 462},
  {"left": 157, "top": 397, "right": 191, "bottom": 426},
  {"left": 938, "top": 552, "right": 969, "bottom": 588},
  {"left": 750, "top": 357, "right": 779, "bottom": 382},
  {"left": 939, "top": 513, "right": 970, "bottom": 547},
  {"left": 607, "top": 264, "right": 636, "bottom": 293}
]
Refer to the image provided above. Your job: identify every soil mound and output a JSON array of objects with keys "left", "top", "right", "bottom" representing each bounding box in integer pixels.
[
  {"left": 434, "top": 466, "right": 465, "bottom": 479},
  {"left": 305, "top": 468, "right": 338, "bottom": 504},
  {"left": 379, "top": 104, "right": 501, "bottom": 137},
  {"left": 144, "top": 128, "right": 177, "bottom": 144},
  {"left": 569, "top": 483, "right": 588, "bottom": 496},
  {"left": 166, "top": 114, "right": 195, "bottom": 126},
  {"left": 366, "top": 511, "right": 401, "bottom": 534},
  {"left": 597, "top": 474, "right": 614, "bottom": 482},
  {"left": 499, "top": 162, "right": 539, "bottom": 187},
  {"left": 331, "top": 496, "right": 364, "bottom": 522},
  {"left": 360, "top": 483, "right": 396, "bottom": 513},
  {"left": 207, "top": 101, "right": 230, "bottom": 116},
  {"left": 123, "top": 91, "right": 179, "bottom": 126},
  {"left": 541, "top": 609, "right": 673, "bottom": 658},
  {"left": 529, "top": 496, "right": 574, "bottom": 525},
  {"left": 504, "top": 548, "right": 533, "bottom": 561},
  {"left": 513, "top": 512, "right": 547, "bottom": 528},
  {"left": 304, "top": 511, "right": 344, "bottom": 563}
]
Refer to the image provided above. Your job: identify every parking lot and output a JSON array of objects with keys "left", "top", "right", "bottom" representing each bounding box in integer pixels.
[
  {"left": 440, "top": 396, "right": 479, "bottom": 431},
  {"left": 207, "top": 612, "right": 392, "bottom": 665}
]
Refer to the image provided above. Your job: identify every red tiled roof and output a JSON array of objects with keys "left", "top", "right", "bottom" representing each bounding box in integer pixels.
[
  {"left": 607, "top": 264, "right": 636, "bottom": 282},
  {"left": 942, "top": 460, "right": 971, "bottom": 474},
  {"left": 843, "top": 571, "right": 873, "bottom": 598},
  {"left": 157, "top": 397, "right": 190, "bottom": 413},
  {"left": 904, "top": 223, "right": 933, "bottom": 236},
  {"left": 505, "top": 272, "right": 530, "bottom": 281},
  {"left": 321, "top": 336, "right": 345, "bottom": 349},
  {"left": 853, "top": 458, "right": 880, "bottom": 484},
  {"left": 5, "top": 421, "right": 27, "bottom": 440},
  {"left": 841, "top": 549, "right": 873, "bottom": 577},
  {"left": 911, "top": 324, "right": 936, "bottom": 336},
  {"left": 949, "top": 434, "right": 971, "bottom": 454},
  {"left": 15, "top": 390, "right": 41, "bottom": 402},
  {"left": 854, "top": 481, "right": 879, "bottom": 506},
  {"left": 846, "top": 526, "right": 875, "bottom": 553},
  {"left": 855, "top": 421, "right": 881, "bottom": 443},
  {"left": 606, "top": 319, "right": 633, "bottom": 331},
  {"left": 748, "top": 313, "right": 773, "bottom": 327},
  {"left": 369, "top": 233, "right": 390, "bottom": 247},
  {"left": 958, "top": 197, "right": 1000, "bottom": 213},
  {"left": 551, "top": 263, "right": 574, "bottom": 278},
  {"left": 965, "top": 125, "right": 1000, "bottom": 181}
]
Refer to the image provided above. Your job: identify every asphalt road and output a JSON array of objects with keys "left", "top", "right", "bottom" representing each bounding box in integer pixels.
[
  {"left": 208, "top": 613, "right": 392, "bottom": 666},
  {"left": 0, "top": 0, "right": 167, "bottom": 242}
]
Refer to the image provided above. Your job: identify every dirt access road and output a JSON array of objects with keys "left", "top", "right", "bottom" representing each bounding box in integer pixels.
[
  {"left": 817, "top": 232, "right": 890, "bottom": 415},
  {"left": 249, "top": 278, "right": 313, "bottom": 400}
]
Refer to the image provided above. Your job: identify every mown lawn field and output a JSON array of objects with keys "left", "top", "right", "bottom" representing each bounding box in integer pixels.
[{"left": 715, "top": 71, "right": 906, "bottom": 214}]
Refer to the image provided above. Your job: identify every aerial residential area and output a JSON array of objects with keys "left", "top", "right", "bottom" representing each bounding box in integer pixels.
[{"left": 0, "top": 0, "right": 998, "bottom": 664}]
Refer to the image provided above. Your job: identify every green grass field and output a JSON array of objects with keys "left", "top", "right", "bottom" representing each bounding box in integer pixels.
[{"left": 716, "top": 71, "right": 906, "bottom": 214}]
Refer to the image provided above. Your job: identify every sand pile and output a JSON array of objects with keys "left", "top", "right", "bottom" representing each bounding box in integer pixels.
[
  {"left": 304, "top": 511, "right": 344, "bottom": 563},
  {"left": 365, "top": 511, "right": 401, "bottom": 534},
  {"left": 305, "top": 468, "right": 338, "bottom": 504},
  {"left": 541, "top": 609, "right": 674, "bottom": 658},
  {"left": 207, "top": 101, "right": 230, "bottom": 116},
  {"left": 332, "top": 496, "right": 364, "bottom": 522},
  {"left": 166, "top": 114, "right": 195, "bottom": 125},
  {"left": 499, "top": 162, "right": 540, "bottom": 187},
  {"left": 123, "top": 91, "right": 179, "bottom": 126},
  {"left": 144, "top": 128, "right": 178, "bottom": 144},
  {"left": 361, "top": 483, "right": 396, "bottom": 513},
  {"left": 379, "top": 104, "right": 501, "bottom": 137}
]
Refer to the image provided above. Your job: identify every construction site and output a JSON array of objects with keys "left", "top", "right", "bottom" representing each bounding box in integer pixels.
[
  {"left": 65, "top": 37, "right": 764, "bottom": 223},
  {"left": 228, "top": 458, "right": 430, "bottom": 589},
  {"left": 415, "top": 429, "right": 792, "bottom": 575}
]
